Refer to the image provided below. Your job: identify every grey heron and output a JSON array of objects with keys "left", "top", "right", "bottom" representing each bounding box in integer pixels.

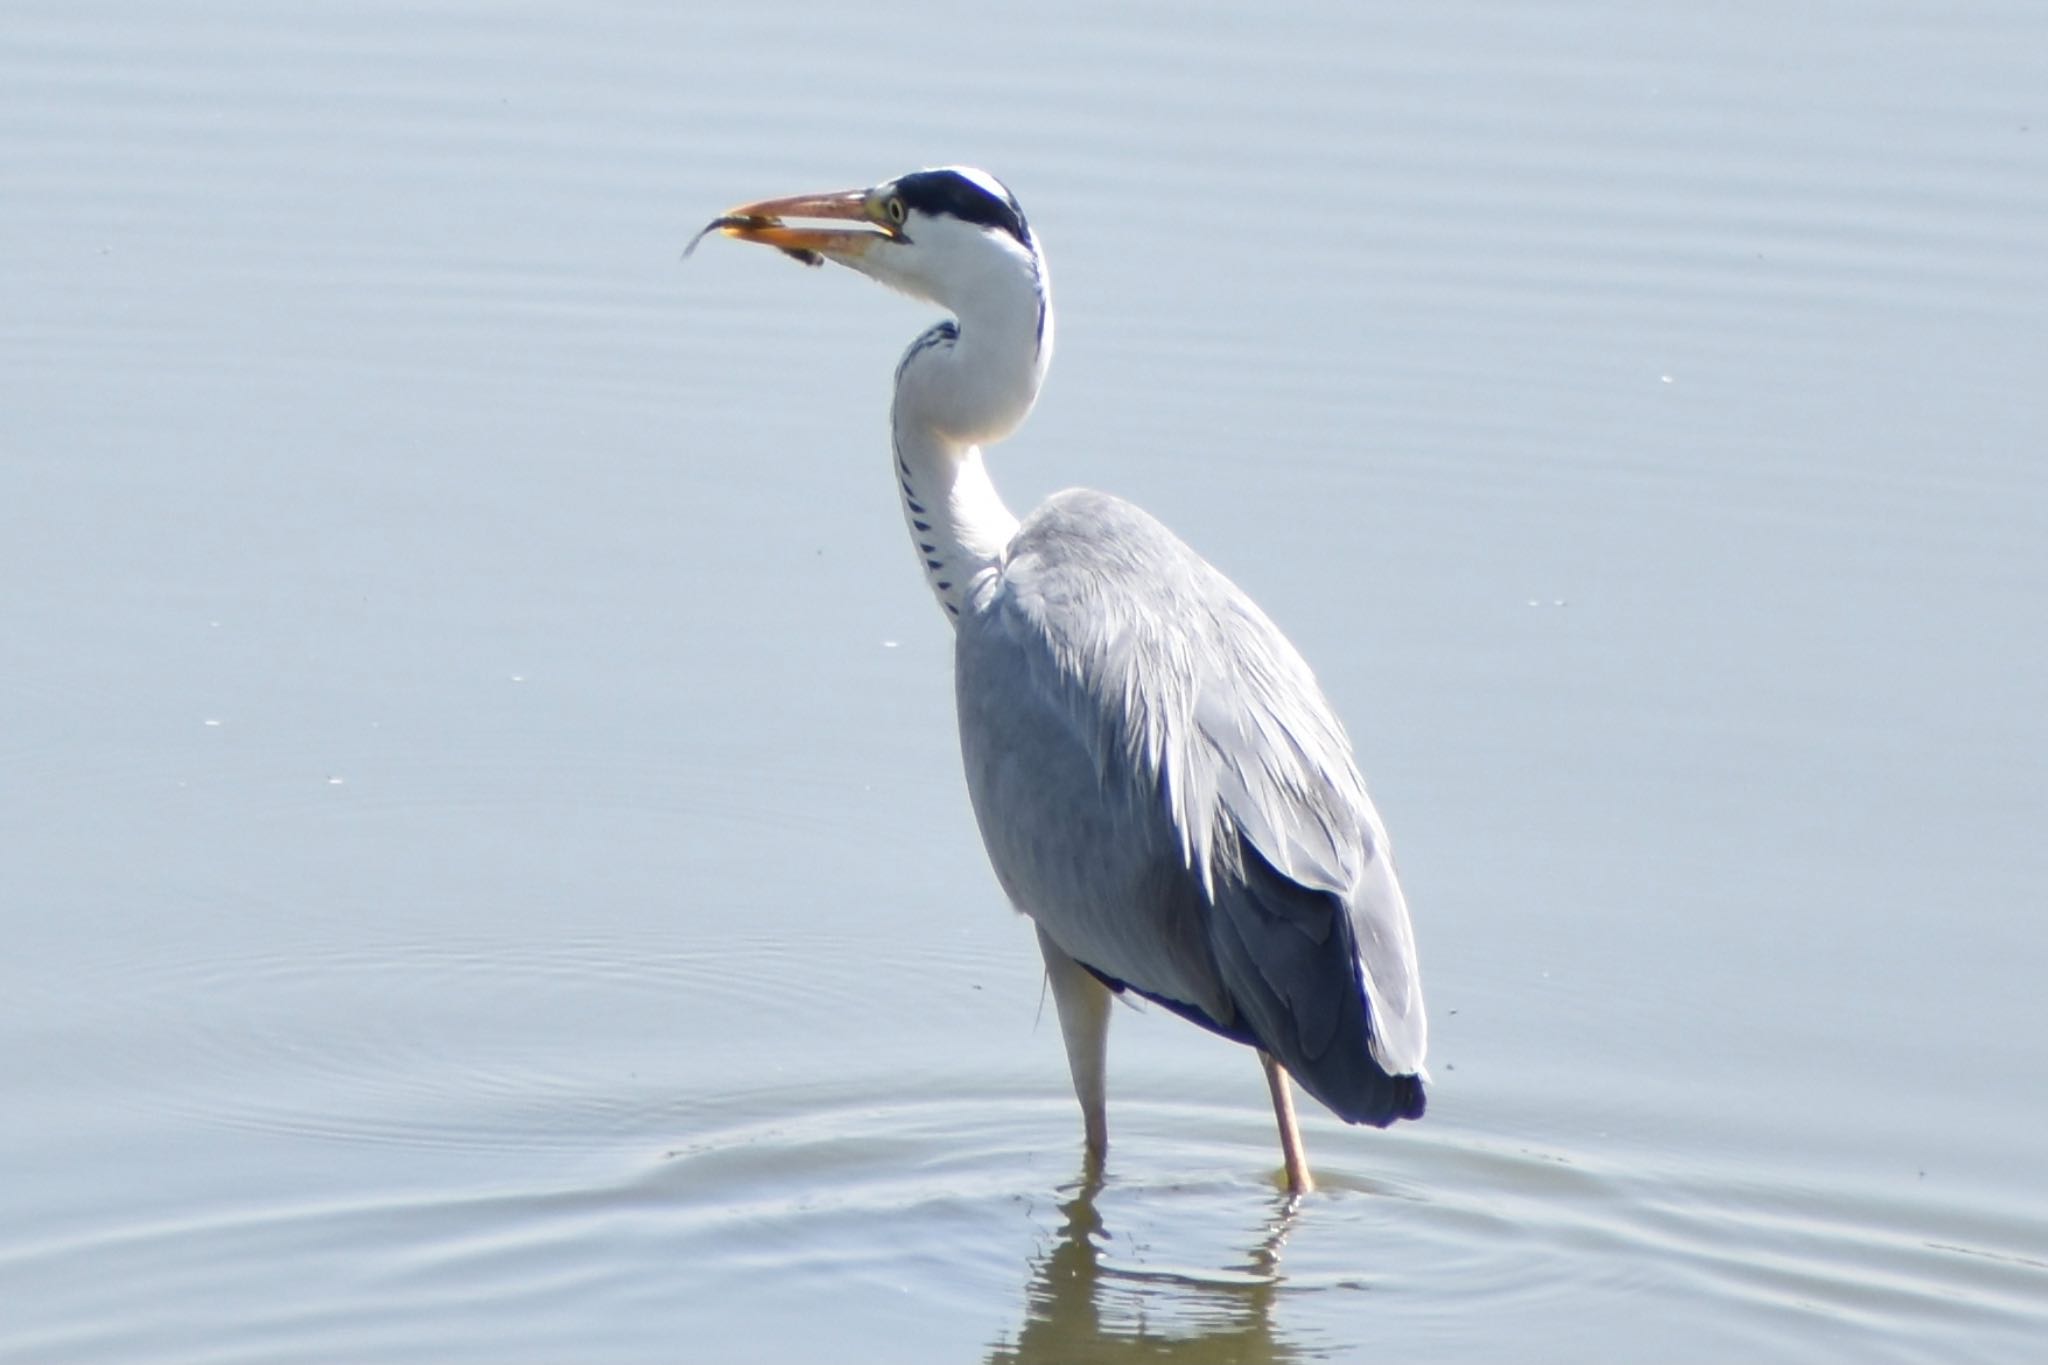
[{"left": 694, "top": 167, "right": 1427, "bottom": 1194}]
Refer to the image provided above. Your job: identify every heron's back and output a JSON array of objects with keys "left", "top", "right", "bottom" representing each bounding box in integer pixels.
[{"left": 955, "top": 488, "right": 1426, "bottom": 1127}]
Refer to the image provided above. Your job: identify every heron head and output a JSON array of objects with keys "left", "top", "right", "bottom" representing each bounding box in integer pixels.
[{"left": 691, "top": 166, "right": 1041, "bottom": 311}]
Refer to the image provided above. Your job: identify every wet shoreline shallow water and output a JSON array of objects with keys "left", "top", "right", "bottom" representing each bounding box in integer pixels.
[{"left": 5, "top": 2, "right": 2045, "bottom": 1359}]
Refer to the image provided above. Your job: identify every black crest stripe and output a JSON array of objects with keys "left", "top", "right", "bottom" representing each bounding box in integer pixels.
[{"left": 892, "top": 169, "right": 1031, "bottom": 247}]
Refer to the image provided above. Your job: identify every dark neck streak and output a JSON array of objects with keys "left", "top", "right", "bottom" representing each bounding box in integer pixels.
[{"left": 890, "top": 322, "right": 1020, "bottom": 624}]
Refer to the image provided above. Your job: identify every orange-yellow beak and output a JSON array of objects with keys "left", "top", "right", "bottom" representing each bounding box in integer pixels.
[{"left": 685, "top": 187, "right": 898, "bottom": 267}]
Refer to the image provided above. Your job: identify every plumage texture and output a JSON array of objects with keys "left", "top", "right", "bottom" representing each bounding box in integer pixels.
[
  {"left": 957, "top": 489, "right": 1427, "bottom": 1126},
  {"left": 698, "top": 164, "right": 1427, "bottom": 1168}
]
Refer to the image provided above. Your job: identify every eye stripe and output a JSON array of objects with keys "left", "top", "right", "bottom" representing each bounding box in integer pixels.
[{"left": 890, "top": 167, "right": 1031, "bottom": 247}]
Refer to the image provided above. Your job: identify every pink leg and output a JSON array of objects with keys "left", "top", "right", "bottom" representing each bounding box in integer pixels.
[{"left": 1261, "top": 1052, "right": 1314, "bottom": 1195}]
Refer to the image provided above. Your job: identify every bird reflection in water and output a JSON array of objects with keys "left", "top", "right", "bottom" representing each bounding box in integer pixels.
[{"left": 987, "top": 1174, "right": 1306, "bottom": 1365}]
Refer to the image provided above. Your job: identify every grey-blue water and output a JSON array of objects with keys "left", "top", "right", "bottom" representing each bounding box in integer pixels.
[{"left": 4, "top": 3, "right": 2044, "bottom": 1360}]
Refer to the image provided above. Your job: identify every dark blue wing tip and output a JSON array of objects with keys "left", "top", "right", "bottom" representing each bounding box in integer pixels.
[
  {"left": 1080, "top": 960, "right": 1427, "bottom": 1126},
  {"left": 1349, "top": 1072, "right": 1426, "bottom": 1127}
]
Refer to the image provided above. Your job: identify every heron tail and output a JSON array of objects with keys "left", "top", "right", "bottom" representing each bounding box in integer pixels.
[{"left": 1206, "top": 846, "right": 1427, "bottom": 1128}]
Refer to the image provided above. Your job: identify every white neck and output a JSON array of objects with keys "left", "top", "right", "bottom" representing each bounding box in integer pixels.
[
  {"left": 888, "top": 252, "right": 1052, "bottom": 624},
  {"left": 892, "top": 413, "right": 1018, "bottom": 622}
]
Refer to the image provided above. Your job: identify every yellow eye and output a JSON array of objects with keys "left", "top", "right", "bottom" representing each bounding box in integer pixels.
[{"left": 884, "top": 196, "right": 907, "bottom": 226}]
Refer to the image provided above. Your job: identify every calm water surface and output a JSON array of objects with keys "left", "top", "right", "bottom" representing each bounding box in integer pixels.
[{"left": 4, "top": 2, "right": 2045, "bottom": 1360}]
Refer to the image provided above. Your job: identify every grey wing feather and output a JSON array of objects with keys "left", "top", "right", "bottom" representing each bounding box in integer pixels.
[{"left": 956, "top": 489, "right": 1427, "bottom": 1120}]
